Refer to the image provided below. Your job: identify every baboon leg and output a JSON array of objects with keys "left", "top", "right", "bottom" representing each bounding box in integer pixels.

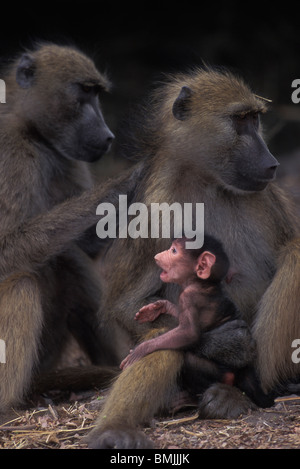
[
  {"left": 32, "top": 366, "right": 120, "bottom": 395},
  {"left": 253, "top": 238, "right": 300, "bottom": 392},
  {"left": 63, "top": 248, "right": 120, "bottom": 366},
  {"left": 0, "top": 273, "right": 43, "bottom": 411},
  {"left": 86, "top": 349, "right": 184, "bottom": 449}
]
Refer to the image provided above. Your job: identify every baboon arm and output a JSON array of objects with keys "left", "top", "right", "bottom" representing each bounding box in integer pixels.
[
  {"left": 0, "top": 164, "right": 141, "bottom": 278},
  {"left": 0, "top": 273, "right": 43, "bottom": 409},
  {"left": 164, "top": 300, "right": 180, "bottom": 317},
  {"left": 141, "top": 324, "right": 196, "bottom": 352},
  {"left": 121, "top": 324, "right": 196, "bottom": 369},
  {"left": 253, "top": 237, "right": 300, "bottom": 392},
  {"left": 136, "top": 300, "right": 179, "bottom": 323}
]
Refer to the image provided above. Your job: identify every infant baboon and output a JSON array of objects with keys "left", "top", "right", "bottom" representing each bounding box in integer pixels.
[{"left": 121, "top": 236, "right": 273, "bottom": 410}]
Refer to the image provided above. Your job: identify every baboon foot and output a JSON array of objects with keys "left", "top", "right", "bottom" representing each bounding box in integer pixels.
[
  {"left": 86, "top": 427, "right": 154, "bottom": 449},
  {"left": 198, "top": 383, "right": 256, "bottom": 419}
]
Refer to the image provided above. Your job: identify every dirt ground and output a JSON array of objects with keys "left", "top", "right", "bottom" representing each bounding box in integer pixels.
[
  {"left": 1, "top": 336, "right": 300, "bottom": 450},
  {"left": 0, "top": 387, "right": 300, "bottom": 450}
]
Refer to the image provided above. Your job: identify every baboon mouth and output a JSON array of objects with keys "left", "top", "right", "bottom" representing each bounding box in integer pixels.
[
  {"left": 85, "top": 143, "right": 105, "bottom": 153},
  {"left": 81, "top": 144, "right": 112, "bottom": 162},
  {"left": 233, "top": 173, "right": 274, "bottom": 192}
]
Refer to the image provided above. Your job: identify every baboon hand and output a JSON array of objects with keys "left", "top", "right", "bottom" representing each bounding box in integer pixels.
[
  {"left": 120, "top": 344, "right": 147, "bottom": 370},
  {"left": 135, "top": 300, "right": 168, "bottom": 323}
]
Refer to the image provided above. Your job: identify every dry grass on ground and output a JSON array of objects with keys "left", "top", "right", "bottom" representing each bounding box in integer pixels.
[{"left": 1, "top": 389, "right": 300, "bottom": 449}]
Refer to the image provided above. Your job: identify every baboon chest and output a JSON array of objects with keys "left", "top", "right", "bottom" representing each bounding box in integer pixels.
[{"left": 204, "top": 196, "right": 277, "bottom": 321}]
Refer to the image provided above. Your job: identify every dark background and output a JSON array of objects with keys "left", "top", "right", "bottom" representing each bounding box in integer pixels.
[{"left": 1, "top": 1, "right": 300, "bottom": 176}]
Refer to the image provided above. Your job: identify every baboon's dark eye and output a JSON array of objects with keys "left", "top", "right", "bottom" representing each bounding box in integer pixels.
[
  {"left": 80, "top": 84, "right": 93, "bottom": 94},
  {"left": 234, "top": 114, "right": 247, "bottom": 122},
  {"left": 252, "top": 112, "right": 259, "bottom": 129},
  {"left": 78, "top": 83, "right": 103, "bottom": 95}
]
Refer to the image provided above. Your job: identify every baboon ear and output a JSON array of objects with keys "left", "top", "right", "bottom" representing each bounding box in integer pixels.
[
  {"left": 172, "top": 86, "right": 193, "bottom": 121},
  {"left": 16, "top": 53, "right": 36, "bottom": 89}
]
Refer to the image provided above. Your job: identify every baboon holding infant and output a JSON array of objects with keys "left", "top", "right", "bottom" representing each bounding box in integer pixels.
[{"left": 87, "top": 68, "right": 300, "bottom": 448}]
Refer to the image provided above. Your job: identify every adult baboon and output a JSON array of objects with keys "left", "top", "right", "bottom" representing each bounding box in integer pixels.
[
  {"left": 87, "top": 68, "right": 300, "bottom": 448},
  {"left": 0, "top": 43, "right": 140, "bottom": 413}
]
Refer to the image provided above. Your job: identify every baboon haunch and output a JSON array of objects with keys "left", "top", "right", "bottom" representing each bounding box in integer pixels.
[
  {"left": 0, "top": 43, "right": 139, "bottom": 412},
  {"left": 87, "top": 68, "right": 300, "bottom": 448}
]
